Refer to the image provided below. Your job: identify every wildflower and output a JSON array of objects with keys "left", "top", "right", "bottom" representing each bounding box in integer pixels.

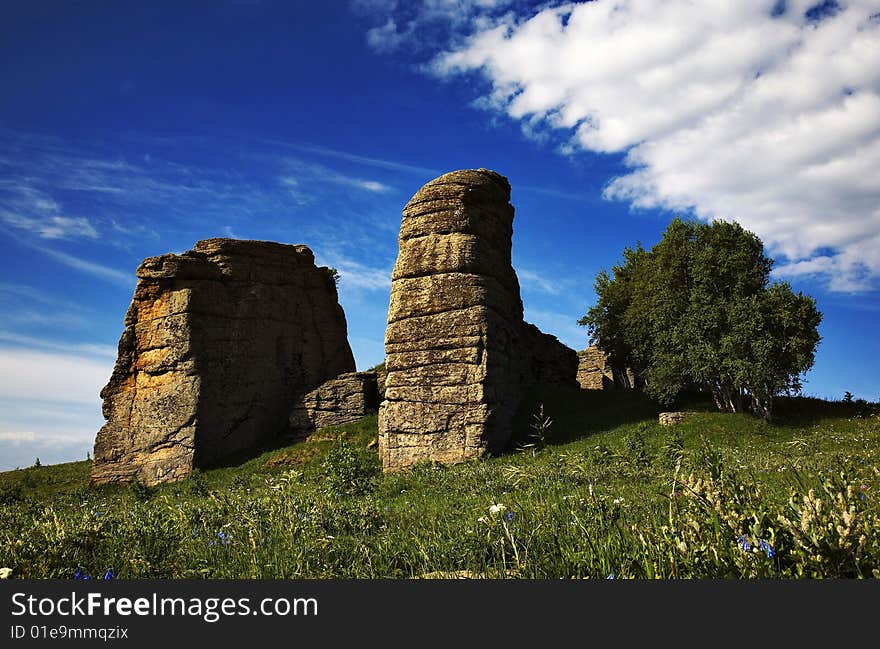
[
  {"left": 737, "top": 535, "right": 751, "bottom": 552},
  {"left": 606, "top": 573, "right": 615, "bottom": 579},
  {"left": 488, "top": 503, "right": 507, "bottom": 517},
  {"left": 73, "top": 567, "right": 88, "bottom": 580},
  {"left": 0, "top": 568, "right": 12, "bottom": 579},
  {"left": 759, "top": 540, "right": 775, "bottom": 559},
  {"left": 504, "top": 511, "right": 515, "bottom": 523},
  {"left": 218, "top": 531, "right": 231, "bottom": 546},
  {"left": 103, "top": 569, "right": 114, "bottom": 580}
]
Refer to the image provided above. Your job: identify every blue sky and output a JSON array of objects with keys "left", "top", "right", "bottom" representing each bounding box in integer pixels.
[{"left": 1, "top": 0, "right": 878, "bottom": 470}]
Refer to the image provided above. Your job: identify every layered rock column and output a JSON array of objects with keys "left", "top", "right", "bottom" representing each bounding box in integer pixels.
[
  {"left": 91, "top": 238, "right": 355, "bottom": 485},
  {"left": 379, "top": 169, "right": 577, "bottom": 470}
]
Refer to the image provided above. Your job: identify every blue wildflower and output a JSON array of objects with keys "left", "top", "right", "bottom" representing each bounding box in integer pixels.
[
  {"left": 504, "top": 511, "right": 515, "bottom": 523},
  {"left": 209, "top": 540, "right": 214, "bottom": 547},
  {"left": 103, "top": 569, "right": 114, "bottom": 580},
  {"left": 759, "top": 540, "right": 775, "bottom": 558},
  {"left": 218, "top": 531, "right": 231, "bottom": 546},
  {"left": 737, "top": 535, "right": 751, "bottom": 552},
  {"left": 73, "top": 567, "right": 86, "bottom": 580},
  {"left": 606, "top": 573, "right": 615, "bottom": 579}
]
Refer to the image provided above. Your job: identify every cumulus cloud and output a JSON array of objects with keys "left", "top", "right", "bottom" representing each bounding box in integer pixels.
[{"left": 370, "top": 0, "right": 880, "bottom": 292}]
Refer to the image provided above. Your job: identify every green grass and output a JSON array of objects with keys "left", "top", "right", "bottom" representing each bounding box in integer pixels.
[{"left": 1, "top": 391, "right": 878, "bottom": 579}]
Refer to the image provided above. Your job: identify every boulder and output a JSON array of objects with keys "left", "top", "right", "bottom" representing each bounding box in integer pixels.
[
  {"left": 378, "top": 169, "right": 577, "bottom": 471},
  {"left": 659, "top": 412, "right": 692, "bottom": 426},
  {"left": 91, "top": 238, "right": 355, "bottom": 486}
]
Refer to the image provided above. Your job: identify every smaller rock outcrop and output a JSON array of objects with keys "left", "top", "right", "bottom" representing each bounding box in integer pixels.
[
  {"left": 289, "top": 372, "right": 380, "bottom": 435},
  {"left": 577, "top": 345, "right": 636, "bottom": 390},
  {"left": 659, "top": 412, "right": 692, "bottom": 426}
]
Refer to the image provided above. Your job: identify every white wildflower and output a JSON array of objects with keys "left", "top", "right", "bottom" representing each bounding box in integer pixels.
[
  {"left": 0, "top": 568, "right": 12, "bottom": 579},
  {"left": 488, "top": 503, "right": 507, "bottom": 517}
]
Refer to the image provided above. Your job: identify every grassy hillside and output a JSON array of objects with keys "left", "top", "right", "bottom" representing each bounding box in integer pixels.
[{"left": 1, "top": 390, "right": 878, "bottom": 579}]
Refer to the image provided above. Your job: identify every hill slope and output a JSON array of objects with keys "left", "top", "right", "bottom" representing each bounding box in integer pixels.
[{"left": 1, "top": 391, "right": 878, "bottom": 579}]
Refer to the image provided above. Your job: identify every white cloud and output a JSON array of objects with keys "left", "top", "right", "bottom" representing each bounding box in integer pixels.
[
  {"left": 0, "top": 347, "right": 113, "bottom": 404},
  {"left": 367, "top": 18, "right": 406, "bottom": 52},
  {"left": 322, "top": 256, "right": 393, "bottom": 291},
  {"left": 409, "top": 0, "right": 880, "bottom": 292},
  {"left": 0, "top": 398, "right": 102, "bottom": 470}
]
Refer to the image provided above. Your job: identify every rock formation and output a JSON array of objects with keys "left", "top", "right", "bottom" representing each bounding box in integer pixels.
[
  {"left": 659, "top": 412, "right": 692, "bottom": 426},
  {"left": 577, "top": 345, "right": 636, "bottom": 390},
  {"left": 91, "top": 238, "right": 355, "bottom": 486},
  {"left": 379, "top": 169, "right": 578, "bottom": 471},
  {"left": 289, "top": 371, "right": 380, "bottom": 435}
]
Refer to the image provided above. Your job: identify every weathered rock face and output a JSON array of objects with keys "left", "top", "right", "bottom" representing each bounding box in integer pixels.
[
  {"left": 379, "top": 169, "right": 578, "bottom": 471},
  {"left": 91, "top": 238, "right": 355, "bottom": 486},
  {"left": 577, "top": 345, "right": 636, "bottom": 390},
  {"left": 289, "top": 371, "right": 380, "bottom": 435}
]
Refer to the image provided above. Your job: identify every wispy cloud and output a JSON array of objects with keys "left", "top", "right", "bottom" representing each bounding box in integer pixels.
[
  {"left": 517, "top": 267, "right": 562, "bottom": 295},
  {"left": 278, "top": 157, "right": 394, "bottom": 194},
  {"left": 0, "top": 213, "right": 98, "bottom": 239},
  {"left": 262, "top": 139, "right": 438, "bottom": 176},
  {"left": 35, "top": 245, "right": 134, "bottom": 288}
]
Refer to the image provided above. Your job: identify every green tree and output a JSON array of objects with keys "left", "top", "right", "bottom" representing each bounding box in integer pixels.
[{"left": 580, "top": 218, "right": 821, "bottom": 420}]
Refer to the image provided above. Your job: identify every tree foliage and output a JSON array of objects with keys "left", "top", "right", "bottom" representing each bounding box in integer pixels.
[{"left": 580, "top": 218, "right": 822, "bottom": 420}]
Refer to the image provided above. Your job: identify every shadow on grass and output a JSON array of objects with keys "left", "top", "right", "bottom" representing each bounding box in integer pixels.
[
  {"left": 771, "top": 396, "right": 879, "bottom": 427},
  {"left": 198, "top": 412, "right": 380, "bottom": 473},
  {"left": 510, "top": 385, "right": 661, "bottom": 448}
]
